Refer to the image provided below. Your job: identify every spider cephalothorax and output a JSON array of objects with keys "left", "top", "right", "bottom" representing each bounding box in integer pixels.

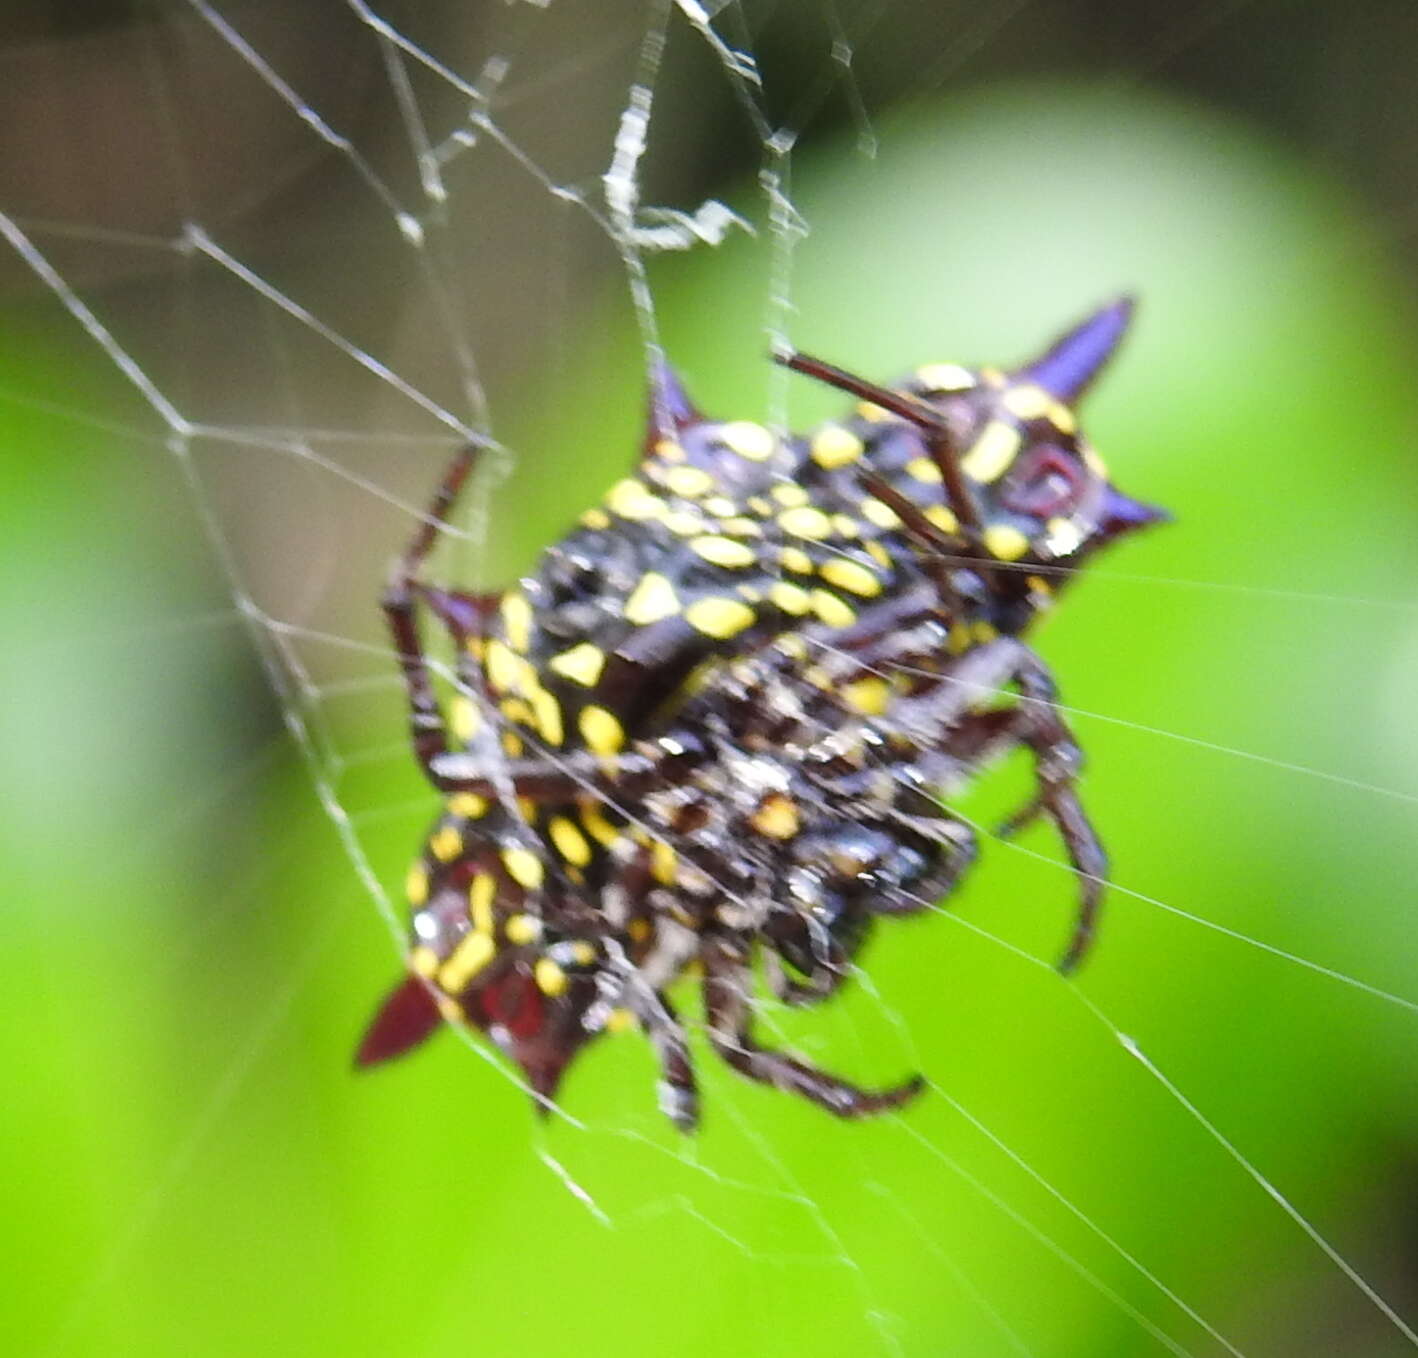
[{"left": 357, "top": 299, "right": 1166, "bottom": 1130}]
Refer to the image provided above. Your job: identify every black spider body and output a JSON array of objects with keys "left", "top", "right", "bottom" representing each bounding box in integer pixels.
[{"left": 358, "top": 300, "right": 1166, "bottom": 1129}]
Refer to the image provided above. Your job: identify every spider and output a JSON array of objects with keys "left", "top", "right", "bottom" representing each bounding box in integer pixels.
[{"left": 356, "top": 299, "right": 1167, "bottom": 1131}]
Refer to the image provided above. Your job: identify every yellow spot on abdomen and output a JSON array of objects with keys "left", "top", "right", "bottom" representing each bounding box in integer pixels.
[
  {"left": 548, "top": 642, "right": 606, "bottom": 688},
  {"left": 750, "top": 793, "right": 800, "bottom": 840},
  {"left": 664, "top": 464, "right": 716, "bottom": 498},
  {"left": 769, "top": 581, "right": 811, "bottom": 615},
  {"left": 549, "top": 816, "right": 592, "bottom": 868},
  {"left": 429, "top": 825, "right": 462, "bottom": 862},
  {"left": 446, "top": 792, "right": 489, "bottom": 820},
  {"left": 405, "top": 862, "right": 429, "bottom": 907},
  {"left": 504, "top": 913, "right": 541, "bottom": 945},
  {"left": 720, "top": 421, "right": 775, "bottom": 461},
  {"left": 915, "top": 362, "right": 974, "bottom": 392},
  {"left": 860, "top": 497, "right": 901, "bottom": 530},
  {"left": 579, "top": 705, "right": 625, "bottom": 756},
  {"left": 606, "top": 478, "right": 665, "bottom": 521},
  {"left": 503, "top": 847, "right": 545, "bottom": 890},
  {"left": 624, "top": 572, "right": 681, "bottom": 625},
  {"left": 685, "top": 596, "right": 756, "bottom": 640},
  {"left": 779, "top": 546, "right": 814, "bottom": 575},
  {"left": 841, "top": 676, "right": 890, "bottom": 715},
  {"left": 818, "top": 558, "right": 882, "bottom": 598},
  {"left": 470, "top": 873, "right": 496, "bottom": 934},
  {"left": 651, "top": 839, "right": 678, "bottom": 885},
  {"left": 534, "top": 958, "right": 569, "bottom": 997},
  {"left": 810, "top": 589, "right": 856, "bottom": 628},
  {"left": 983, "top": 524, "right": 1031, "bottom": 562},
  {"left": 811, "top": 426, "right": 864, "bottom": 469},
  {"left": 778, "top": 506, "right": 832, "bottom": 540},
  {"left": 961, "top": 421, "right": 1022, "bottom": 483},
  {"left": 499, "top": 591, "right": 533, "bottom": 653},
  {"left": 440, "top": 931, "right": 495, "bottom": 992},
  {"left": 450, "top": 696, "right": 481, "bottom": 743},
  {"left": 905, "top": 457, "right": 943, "bottom": 485},
  {"left": 689, "top": 535, "right": 757, "bottom": 569}
]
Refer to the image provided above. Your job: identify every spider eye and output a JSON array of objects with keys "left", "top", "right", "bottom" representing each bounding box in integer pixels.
[{"left": 1000, "top": 447, "right": 1084, "bottom": 519}]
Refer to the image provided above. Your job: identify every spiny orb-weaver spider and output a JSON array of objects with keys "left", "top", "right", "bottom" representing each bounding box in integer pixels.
[{"left": 357, "top": 299, "right": 1166, "bottom": 1131}]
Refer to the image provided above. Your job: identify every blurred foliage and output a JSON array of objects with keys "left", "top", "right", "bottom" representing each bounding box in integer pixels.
[{"left": 5, "top": 57, "right": 1418, "bottom": 1358}]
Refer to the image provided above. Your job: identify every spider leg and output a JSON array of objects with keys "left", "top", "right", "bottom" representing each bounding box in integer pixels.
[
  {"left": 702, "top": 938, "right": 924, "bottom": 1118},
  {"left": 383, "top": 447, "right": 483, "bottom": 783},
  {"left": 631, "top": 989, "right": 700, "bottom": 1132},
  {"left": 884, "top": 637, "right": 1107, "bottom": 974}
]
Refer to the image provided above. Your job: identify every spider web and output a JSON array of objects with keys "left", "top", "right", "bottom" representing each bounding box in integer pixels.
[{"left": 7, "top": 3, "right": 1418, "bottom": 1356}]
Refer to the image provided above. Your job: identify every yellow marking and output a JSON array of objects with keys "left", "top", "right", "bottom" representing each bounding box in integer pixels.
[
  {"left": 856, "top": 401, "right": 891, "bottom": 422},
  {"left": 549, "top": 816, "right": 592, "bottom": 868},
  {"left": 464, "top": 635, "right": 485, "bottom": 661},
  {"left": 811, "top": 425, "right": 865, "bottom": 468},
  {"left": 504, "top": 913, "right": 541, "bottom": 945},
  {"left": 470, "top": 873, "right": 496, "bottom": 935},
  {"left": 409, "top": 945, "right": 439, "bottom": 979},
  {"left": 624, "top": 572, "right": 681, "bottom": 625},
  {"left": 689, "top": 535, "right": 757, "bottom": 569},
  {"left": 865, "top": 540, "right": 892, "bottom": 568},
  {"left": 580, "top": 802, "right": 622, "bottom": 848},
  {"left": 579, "top": 705, "right": 624, "bottom": 756},
  {"left": 605, "top": 1007, "right": 637, "bottom": 1033},
  {"left": 405, "top": 862, "right": 429, "bottom": 907},
  {"left": 819, "top": 558, "right": 882, "bottom": 598},
  {"left": 980, "top": 365, "right": 1005, "bottom": 386},
  {"left": 778, "top": 506, "right": 832, "bottom": 540},
  {"left": 534, "top": 957, "right": 569, "bottom": 997},
  {"left": 973, "top": 620, "right": 999, "bottom": 643},
  {"left": 1082, "top": 446, "right": 1109, "bottom": 479},
  {"left": 749, "top": 496, "right": 774, "bottom": 515},
  {"left": 606, "top": 478, "right": 666, "bottom": 521},
  {"left": 841, "top": 676, "right": 891, "bottom": 715},
  {"left": 1045, "top": 516, "right": 1085, "bottom": 557},
  {"left": 580, "top": 507, "right": 611, "bottom": 530},
  {"left": 529, "top": 686, "right": 564, "bottom": 746},
  {"left": 628, "top": 918, "right": 652, "bottom": 943},
  {"left": 440, "top": 931, "right": 495, "bottom": 992},
  {"left": 810, "top": 589, "right": 856, "bottom": 628},
  {"left": 983, "top": 524, "right": 1031, "bottom": 561},
  {"left": 1001, "top": 383, "right": 1052, "bottom": 420},
  {"left": 436, "top": 995, "right": 464, "bottom": 1022},
  {"left": 516, "top": 795, "right": 538, "bottom": 824},
  {"left": 770, "top": 581, "right": 811, "bottom": 615},
  {"left": 502, "top": 730, "right": 524, "bottom": 757},
  {"left": 906, "top": 456, "right": 943, "bottom": 484},
  {"left": 685, "top": 596, "right": 756, "bottom": 639},
  {"left": 664, "top": 510, "right": 706, "bottom": 536},
  {"left": 860, "top": 497, "right": 901, "bottom": 530},
  {"left": 948, "top": 622, "right": 972, "bottom": 654},
  {"left": 750, "top": 793, "right": 800, "bottom": 840},
  {"left": 831, "top": 514, "right": 861, "bottom": 539},
  {"left": 704, "top": 496, "right": 737, "bottom": 517},
  {"left": 548, "top": 642, "right": 606, "bottom": 688},
  {"left": 720, "top": 421, "right": 775, "bottom": 461},
  {"left": 915, "top": 362, "right": 974, "bottom": 392},
  {"left": 779, "top": 546, "right": 814, "bottom": 575},
  {"left": 651, "top": 839, "right": 678, "bottom": 885},
  {"left": 664, "top": 464, "right": 716, "bottom": 498},
  {"left": 485, "top": 639, "right": 525, "bottom": 694},
  {"left": 429, "top": 825, "right": 462, "bottom": 862},
  {"left": 500, "top": 591, "right": 533, "bottom": 653},
  {"left": 499, "top": 697, "right": 532, "bottom": 728},
  {"left": 961, "top": 421, "right": 1022, "bottom": 483},
  {"left": 568, "top": 941, "right": 597, "bottom": 967},
  {"left": 502, "top": 846, "right": 545, "bottom": 890},
  {"left": 924, "top": 505, "right": 959, "bottom": 536},
  {"left": 719, "top": 516, "right": 763, "bottom": 537},
  {"left": 450, "top": 695, "right": 482, "bottom": 743},
  {"left": 736, "top": 585, "right": 762, "bottom": 602},
  {"left": 447, "top": 792, "right": 489, "bottom": 820},
  {"left": 1050, "top": 402, "right": 1078, "bottom": 435},
  {"left": 777, "top": 635, "right": 808, "bottom": 661},
  {"left": 771, "top": 483, "right": 810, "bottom": 507},
  {"left": 803, "top": 665, "right": 831, "bottom": 690},
  {"left": 652, "top": 437, "right": 685, "bottom": 462}
]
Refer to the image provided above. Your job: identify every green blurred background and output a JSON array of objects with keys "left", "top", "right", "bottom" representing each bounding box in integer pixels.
[{"left": 4, "top": 3, "right": 1418, "bottom": 1355}]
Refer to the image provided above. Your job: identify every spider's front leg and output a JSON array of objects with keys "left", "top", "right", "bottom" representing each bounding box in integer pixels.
[
  {"left": 888, "top": 636, "right": 1107, "bottom": 974},
  {"left": 702, "top": 937, "right": 924, "bottom": 1118},
  {"left": 382, "top": 446, "right": 493, "bottom": 783}
]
